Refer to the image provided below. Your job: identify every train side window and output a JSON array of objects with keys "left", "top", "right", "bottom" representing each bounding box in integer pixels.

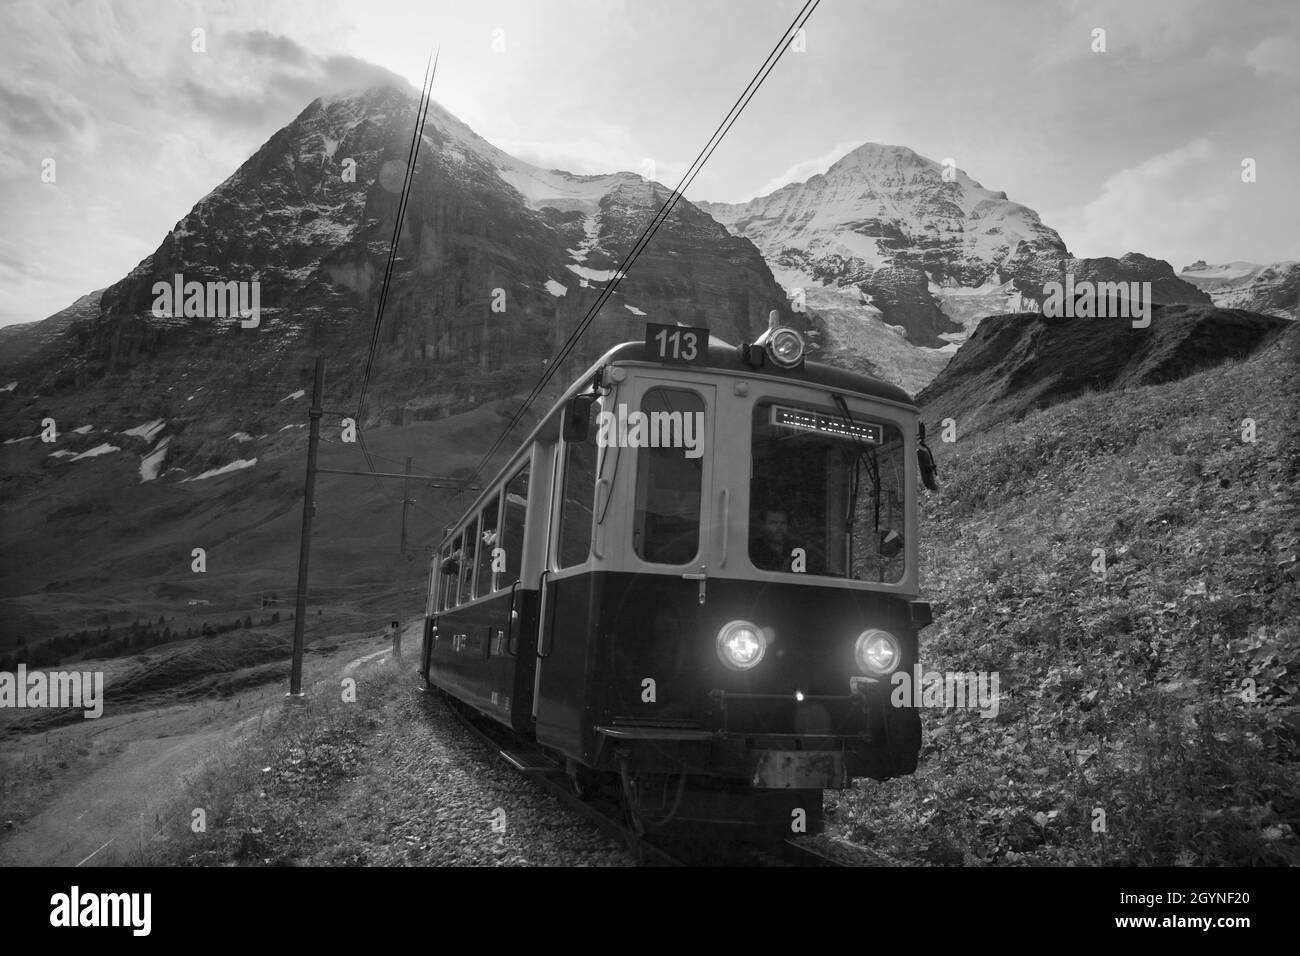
[
  {"left": 447, "top": 533, "right": 464, "bottom": 606},
  {"left": 436, "top": 545, "right": 450, "bottom": 611},
  {"left": 476, "top": 496, "right": 500, "bottom": 597},
  {"left": 462, "top": 516, "right": 480, "bottom": 600},
  {"left": 557, "top": 419, "right": 598, "bottom": 569},
  {"left": 633, "top": 388, "right": 704, "bottom": 565},
  {"left": 501, "top": 465, "right": 530, "bottom": 585}
]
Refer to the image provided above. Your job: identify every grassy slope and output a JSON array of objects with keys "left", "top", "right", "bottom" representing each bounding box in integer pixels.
[
  {"left": 828, "top": 324, "right": 1300, "bottom": 864},
  {"left": 0, "top": 394, "right": 543, "bottom": 659}
]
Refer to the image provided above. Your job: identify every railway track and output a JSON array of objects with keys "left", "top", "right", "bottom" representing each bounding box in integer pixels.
[
  {"left": 433, "top": 686, "right": 844, "bottom": 867},
  {"left": 435, "top": 688, "right": 683, "bottom": 866}
]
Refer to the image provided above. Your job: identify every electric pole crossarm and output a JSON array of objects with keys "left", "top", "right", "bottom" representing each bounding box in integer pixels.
[{"left": 315, "top": 467, "right": 479, "bottom": 488}]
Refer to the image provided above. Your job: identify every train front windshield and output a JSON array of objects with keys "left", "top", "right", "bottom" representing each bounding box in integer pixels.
[{"left": 749, "top": 399, "right": 907, "bottom": 584}]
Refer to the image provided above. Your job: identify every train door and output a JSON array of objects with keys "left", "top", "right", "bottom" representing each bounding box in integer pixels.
[
  {"left": 530, "top": 424, "right": 591, "bottom": 752},
  {"left": 607, "top": 375, "right": 721, "bottom": 727},
  {"left": 533, "top": 375, "right": 719, "bottom": 758}
]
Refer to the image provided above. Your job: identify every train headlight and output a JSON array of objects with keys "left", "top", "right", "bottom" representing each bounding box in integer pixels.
[
  {"left": 765, "top": 327, "right": 805, "bottom": 368},
  {"left": 716, "top": 620, "right": 767, "bottom": 671},
  {"left": 854, "top": 629, "right": 900, "bottom": 676}
]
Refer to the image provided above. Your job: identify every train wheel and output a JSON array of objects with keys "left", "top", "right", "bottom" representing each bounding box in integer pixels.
[{"left": 566, "top": 759, "right": 595, "bottom": 800}]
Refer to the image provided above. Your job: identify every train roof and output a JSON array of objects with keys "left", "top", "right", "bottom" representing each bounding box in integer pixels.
[{"left": 601, "top": 340, "right": 917, "bottom": 407}]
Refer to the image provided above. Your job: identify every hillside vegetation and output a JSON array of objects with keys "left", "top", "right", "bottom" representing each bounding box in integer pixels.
[{"left": 829, "top": 324, "right": 1300, "bottom": 864}]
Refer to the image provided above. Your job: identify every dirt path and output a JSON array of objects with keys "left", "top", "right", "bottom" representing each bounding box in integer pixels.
[{"left": 0, "top": 624, "right": 415, "bottom": 867}]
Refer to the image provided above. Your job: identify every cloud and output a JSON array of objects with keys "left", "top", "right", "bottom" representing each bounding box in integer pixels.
[
  {"left": 1067, "top": 138, "right": 1237, "bottom": 264},
  {"left": 1246, "top": 34, "right": 1300, "bottom": 79},
  {"left": 180, "top": 32, "right": 412, "bottom": 130},
  {"left": 228, "top": 29, "right": 311, "bottom": 65},
  {"left": 743, "top": 140, "right": 861, "bottom": 200},
  {"left": 1031, "top": 0, "right": 1227, "bottom": 69},
  {"left": 0, "top": 81, "right": 92, "bottom": 147}
]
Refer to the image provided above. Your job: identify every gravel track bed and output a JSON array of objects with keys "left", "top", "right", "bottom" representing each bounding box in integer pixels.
[{"left": 300, "top": 675, "right": 636, "bottom": 867}]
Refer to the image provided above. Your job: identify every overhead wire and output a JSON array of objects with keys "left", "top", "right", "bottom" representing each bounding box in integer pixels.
[
  {"left": 355, "top": 48, "right": 440, "bottom": 422},
  {"left": 464, "top": 0, "right": 821, "bottom": 488},
  {"left": 318, "top": 432, "right": 456, "bottom": 482}
]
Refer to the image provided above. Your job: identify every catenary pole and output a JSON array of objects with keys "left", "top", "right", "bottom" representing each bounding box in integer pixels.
[
  {"left": 400, "top": 456, "right": 412, "bottom": 556},
  {"left": 288, "top": 356, "right": 324, "bottom": 697}
]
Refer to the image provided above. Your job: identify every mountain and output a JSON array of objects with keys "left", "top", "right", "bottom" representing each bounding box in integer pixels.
[
  {"left": 915, "top": 303, "right": 1294, "bottom": 435},
  {"left": 0, "top": 83, "right": 799, "bottom": 655},
  {"left": 0, "top": 86, "right": 1275, "bottom": 661},
  {"left": 700, "top": 143, "right": 1211, "bottom": 394},
  {"left": 1179, "top": 260, "right": 1299, "bottom": 318},
  {"left": 0, "top": 289, "right": 103, "bottom": 380}
]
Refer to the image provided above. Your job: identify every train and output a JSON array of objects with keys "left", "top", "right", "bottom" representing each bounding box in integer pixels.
[{"left": 420, "top": 313, "right": 938, "bottom": 836}]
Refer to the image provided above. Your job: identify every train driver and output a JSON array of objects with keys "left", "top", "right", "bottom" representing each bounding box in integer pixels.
[{"left": 750, "top": 504, "right": 816, "bottom": 573}]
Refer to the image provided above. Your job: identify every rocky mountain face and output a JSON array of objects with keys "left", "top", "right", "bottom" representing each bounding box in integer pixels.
[
  {"left": 2, "top": 83, "right": 802, "bottom": 472},
  {"left": 915, "top": 303, "right": 1294, "bottom": 435},
  {"left": 1179, "top": 261, "right": 1299, "bottom": 318},
  {"left": 700, "top": 143, "right": 1211, "bottom": 393},
  {"left": 24, "top": 86, "right": 794, "bottom": 424}
]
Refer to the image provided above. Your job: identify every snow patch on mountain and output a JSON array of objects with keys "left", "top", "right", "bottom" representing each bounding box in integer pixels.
[
  {"left": 566, "top": 264, "right": 621, "bottom": 283},
  {"left": 140, "top": 436, "right": 171, "bottom": 482},
  {"left": 567, "top": 213, "right": 603, "bottom": 263},
  {"left": 766, "top": 264, "right": 944, "bottom": 395},
  {"left": 70, "top": 443, "right": 120, "bottom": 461},
  {"left": 500, "top": 167, "right": 636, "bottom": 216},
  {"left": 184, "top": 457, "right": 258, "bottom": 482},
  {"left": 829, "top": 230, "right": 892, "bottom": 269},
  {"left": 389, "top": 93, "right": 642, "bottom": 216},
  {"left": 122, "top": 418, "right": 167, "bottom": 441}
]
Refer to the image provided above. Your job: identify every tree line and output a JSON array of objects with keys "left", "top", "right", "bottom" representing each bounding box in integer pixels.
[{"left": 0, "top": 610, "right": 294, "bottom": 671}]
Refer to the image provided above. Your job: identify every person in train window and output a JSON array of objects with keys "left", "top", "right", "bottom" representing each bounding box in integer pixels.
[{"left": 750, "top": 505, "right": 811, "bottom": 572}]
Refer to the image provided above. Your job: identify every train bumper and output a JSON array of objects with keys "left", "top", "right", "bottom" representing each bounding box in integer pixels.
[{"left": 593, "top": 720, "right": 918, "bottom": 785}]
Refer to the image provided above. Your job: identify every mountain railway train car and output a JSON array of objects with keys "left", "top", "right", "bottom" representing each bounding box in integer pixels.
[{"left": 421, "top": 313, "right": 937, "bottom": 836}]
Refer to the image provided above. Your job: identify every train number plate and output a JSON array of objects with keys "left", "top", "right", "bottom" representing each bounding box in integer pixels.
[
  {"left": 751, "top": 750, "right": 849, "bottom": 789},
  {"left": 645, "top": 323, "right": 708, "bottom": 365}
]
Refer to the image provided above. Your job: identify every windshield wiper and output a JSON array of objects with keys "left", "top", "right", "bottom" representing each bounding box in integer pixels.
[{"left": 831, "top": 394, "right": 881, "bottom": 577}]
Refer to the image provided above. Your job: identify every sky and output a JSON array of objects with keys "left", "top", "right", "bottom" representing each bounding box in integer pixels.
[{"left": 1, "top": 0, "right": 1297, "bottom": 327}]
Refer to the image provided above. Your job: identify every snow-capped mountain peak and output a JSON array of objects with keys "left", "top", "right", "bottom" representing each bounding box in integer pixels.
[
  {"left": 697, "top": 141, "right": 1209, "bottom": 392},
  {"left": 702, "top": 141, "right": 1066, "bottom": 292}
]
